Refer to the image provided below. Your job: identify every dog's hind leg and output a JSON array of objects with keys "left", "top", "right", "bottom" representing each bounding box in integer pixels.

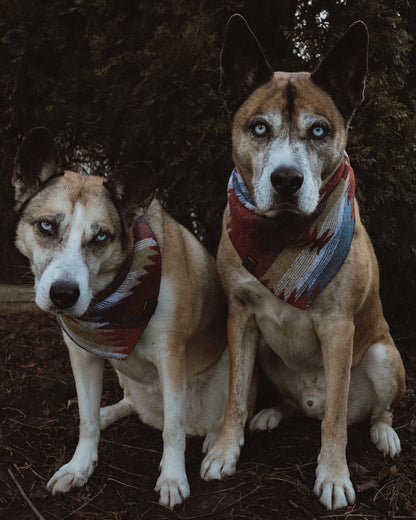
[
  {"left": 99, "top": 398, "right": 133, "bottom": 431},
  {"left": 47, "top": 336, "right": 104, "bottom": 494},
  {"left": 249, "top": 402, "right": 296, "bottom": 432},
  {"left": 361, "top": 341, "right": 406, "bottom": 457}
]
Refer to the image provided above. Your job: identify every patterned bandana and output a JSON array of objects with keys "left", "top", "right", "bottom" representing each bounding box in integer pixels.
[
  {"left": 226, "top": 153, "right": 355, "bottom": 310},
  {"left": 58, "top": 218, "right": 161, "bottom": 359}
]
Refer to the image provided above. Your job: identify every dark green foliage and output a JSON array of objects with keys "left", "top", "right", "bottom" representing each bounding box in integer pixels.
[{"left": 0, "top": 0, "right": 415, "bottom": 332}]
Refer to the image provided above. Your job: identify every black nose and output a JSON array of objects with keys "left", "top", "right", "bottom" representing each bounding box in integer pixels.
[
  {"left": 50, "top": 280, "right": 80, "bottom": 309},
  {"left": 271, "top": 167, "right": 304, "bottom": 194}
]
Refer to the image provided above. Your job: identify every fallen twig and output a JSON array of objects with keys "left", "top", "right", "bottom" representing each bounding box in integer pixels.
[
  {"left": 64, "top": 483, "right": 107, "bottom": 518},
  {"left": 8, "top": 468, "right": 46, "bottom": 520}
]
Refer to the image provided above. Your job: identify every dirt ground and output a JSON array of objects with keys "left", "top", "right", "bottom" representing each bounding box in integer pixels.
[{"left": 1, "top": 310, "right": 415, "bottom": 520}]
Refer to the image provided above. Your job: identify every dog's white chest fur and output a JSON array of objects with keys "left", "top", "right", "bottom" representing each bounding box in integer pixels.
[{"left": 107, "top": 279, "right": 229, "bottom": 436}]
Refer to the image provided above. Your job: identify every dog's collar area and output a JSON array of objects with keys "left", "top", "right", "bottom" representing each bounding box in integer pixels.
[
  {"left": 226, "top": 153, "right": 355, "bottom": 309},
  {"left": 59, "top": 217, "right": 161, "bottom": 359}
]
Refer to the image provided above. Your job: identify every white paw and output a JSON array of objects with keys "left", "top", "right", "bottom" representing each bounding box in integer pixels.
[
  {"left": 314, "top": 460, "right": 355, "bottom": 510},
  {"left": 200, "top": 443, "right": 241, "bottom": 480},
  {"left": 370, "top": 422, "right": 401, "bottom": 457},
  {"left": 155, "top": 474, "right": 190, "bottom": 509},
  {"left": 249, "top": 408, "right": 282, "bottom": 432},
  {"left": 47, "top": 457, "right": 97, "bottom": 494}
]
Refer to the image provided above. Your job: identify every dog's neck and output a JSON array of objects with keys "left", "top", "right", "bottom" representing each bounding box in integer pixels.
[{"left": 226, "top": 153, "right": 355, "bottom": 309}]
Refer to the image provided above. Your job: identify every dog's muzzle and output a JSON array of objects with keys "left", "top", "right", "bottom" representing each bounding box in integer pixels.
[{"left": 49, "top": 280, "right": 80, "bottom": 310}]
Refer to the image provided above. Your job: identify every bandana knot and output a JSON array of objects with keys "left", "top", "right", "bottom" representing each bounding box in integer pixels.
[{"left": 226, "top": 153, "right": 355, "bottom": 309}]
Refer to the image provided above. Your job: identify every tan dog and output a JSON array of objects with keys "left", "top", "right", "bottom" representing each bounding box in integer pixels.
[
  {"left": 13, "top": 128, "right": 229, "bottom": 509},
  {"left": 201, "top": 16, "right": 405, "bottom": 510}
]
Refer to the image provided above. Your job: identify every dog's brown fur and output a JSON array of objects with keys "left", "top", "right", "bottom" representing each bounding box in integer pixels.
[
  {"left": 13, "top": 128, "right": 229, "bottom": 509},
  {"left": 201, "top": 16, "right": 405, "bottom": 510}
]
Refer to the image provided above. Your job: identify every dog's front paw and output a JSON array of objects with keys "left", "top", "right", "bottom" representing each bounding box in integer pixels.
[
  {"left": 249, "top": 407, "right": 283, "bottom": 432},
  {"left": 200, "top": 442, "right": 241, "bottom": 480},
  {"left": 202, "top": 430, "right": 220, "bottom": 454},
  {"left": 155, "top": 474, "right": 190, "bottom": 509},
  {"left": 47, "top": 458, "right": 97, "bottom": 494},
  {"left": 314, "top": 460, "right": 355, "bottom": 510},
  {"left": 370, "top": 422, "right": 401, "bottom": 457}
]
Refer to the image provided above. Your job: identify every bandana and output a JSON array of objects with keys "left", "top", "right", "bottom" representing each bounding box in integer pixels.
[
  {"left": 226, "top": 153, "right": 355, "bottom": 309},
  {"left": 58, "top": 218, "right": 161, "bottom": 359}
]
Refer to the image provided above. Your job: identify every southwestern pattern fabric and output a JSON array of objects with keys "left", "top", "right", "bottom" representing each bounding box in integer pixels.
[
  {"left": 59, "top": 218, "right": 161, "bottom": 359},
  {"left": 226, "top": 153, "right": 355, "bottom": 310}
]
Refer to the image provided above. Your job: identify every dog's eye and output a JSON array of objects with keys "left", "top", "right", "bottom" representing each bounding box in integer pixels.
[
  {"left": 93, "top": 231, "right": 108, "bottom": 244},
  {"left": 252, "top": 122, "right": 269, "bottom": 138},
  {"left": 37, "top": 220, "right": 56, "bottom": 236},
  {"left": 310, "top": 125, "right": 327, "bottom": 139}
]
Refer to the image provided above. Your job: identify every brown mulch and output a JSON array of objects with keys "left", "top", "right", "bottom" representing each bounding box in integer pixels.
[{"left": 1, "top": 311, "right": 415, "bottom": 520}]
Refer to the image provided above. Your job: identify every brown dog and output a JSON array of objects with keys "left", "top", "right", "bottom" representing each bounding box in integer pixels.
[
  {"left": 201, "top": 15, "right": 405, "bottom": 510},
  {"left": 13, "top": 128, "right": 229, "bottom": 509}
]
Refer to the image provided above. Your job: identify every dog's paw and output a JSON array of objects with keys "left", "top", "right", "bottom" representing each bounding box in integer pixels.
[
  {"left": 200, "top": 443, "right": 240, "bottom": 480},
  {"left": 202, "top": 430, "right": 220, "bottom": 455},
  {"left": 47, "top": 458, "right": 97, "bottom": 494},
  {"left": 314, "top": 460, "right": 355, "bottom": 510},
  {"left": 370, "top": 422, "right": 401, "bottom": 457},
  {"left": 249, "top": 407, "right": 282, "bottom": 432},
  {"left": 155, "top": 474, "right": 190, "bottom": 509}
]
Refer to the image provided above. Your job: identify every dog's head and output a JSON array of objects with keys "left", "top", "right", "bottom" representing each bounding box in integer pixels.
[
  {"left": 13, "top": 128, "right": 155, "bottom": 316},
  {"left": 221, "top": 15, "right": 368, "bottom": 217}
]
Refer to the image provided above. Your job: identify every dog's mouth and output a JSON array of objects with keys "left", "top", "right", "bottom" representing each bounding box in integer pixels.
[
  {"left": 263, "top": 197, "right": 306, "bottom": 218},
  {"left": 42, "top": 303, "right": 87, "bottom": 319},
  {"left": 53, "top": 307, "right": 83, "bottom": 317}
]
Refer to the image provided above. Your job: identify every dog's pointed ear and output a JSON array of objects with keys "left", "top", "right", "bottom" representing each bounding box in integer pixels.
[
  {"left": 311, "top": 21, "right": 368, "bottom": 124},
  {"left": 13, "top": 127, "right": 62, "bottom": 210},
  {"left": 220, "top": 14, "right": 273, "bottom": 115},
  {"left": 105, "top": 162, "right": 156, "bottom": 227}
]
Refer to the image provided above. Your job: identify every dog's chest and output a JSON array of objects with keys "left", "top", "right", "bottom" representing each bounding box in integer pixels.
[
  {"left": 245, "top": 281, "right": 323, "bottom": 371},
  {"left": 110, "top": 350, "right": 159, "bottom": 386}
]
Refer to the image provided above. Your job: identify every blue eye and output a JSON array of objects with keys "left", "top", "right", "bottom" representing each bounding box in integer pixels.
[
  {"left": 41, "top": 221, "right": 52, "bottom": 232},
  {"left": 94, "top": 231, "right": 108, "bottom": 243},
  {"left": 37, "top": 220, "right": 55, "bottom": 236},
  {"left": 252, "top": 122, "right": 268, "bottom": 137},
  {"left": 311, "top": 125, "right": 327, "bottom": 139}
]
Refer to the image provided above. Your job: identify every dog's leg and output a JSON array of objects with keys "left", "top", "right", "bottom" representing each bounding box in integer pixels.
[
  {"left": 313, "top": 318, "right": 355, "bottom": 510},
  {"left": 154, "top": 350, "right": 190, "bottom": 509},
  {"left": 250, "top": 402, "right": 296, "bottom": 432},
  {"left": 250, "top": 342, "right": 298, "bottom": 431},
  {"left": 201, "top": 311, "right": 258, "bottom": 480},
  {"left": 99, "top": 398, "right": 133, "bottom": 431},
  {"left": 47, "top": 336, "right": 104, "bottom": 494},
  {"left": 361, "top": 341, "right": 405, "bottom": 457}
]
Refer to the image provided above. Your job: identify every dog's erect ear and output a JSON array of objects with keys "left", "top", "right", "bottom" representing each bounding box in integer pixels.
[
  {"left": 220, "top": 14, "right": 273, "bottom": 115},
  {"left": 311, "top": 21, "right": 368, "bottom": 124},
  {"left": 106, "top": 162, "right": 156, "bottom": 227},
  {"left": 13, "top": 127, "right": 62, "bottom": 210}
]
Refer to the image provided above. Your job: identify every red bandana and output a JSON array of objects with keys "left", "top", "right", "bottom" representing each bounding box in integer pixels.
[
  {"left": 58, "top": 218, "right": 161, "bottom": 359},
  {"left": 226, "top": 153, "right": 355, "bottom": 309}
]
